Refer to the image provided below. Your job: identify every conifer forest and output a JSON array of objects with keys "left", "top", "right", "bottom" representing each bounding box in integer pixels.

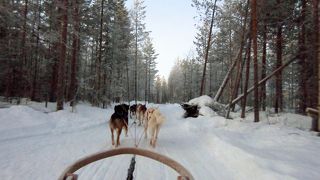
[
  {"left": 0, "top": 0, "right": 319, "bottom": 121},
  {"left": 1, "top": 0, "right": 320, "bottom": 180}
]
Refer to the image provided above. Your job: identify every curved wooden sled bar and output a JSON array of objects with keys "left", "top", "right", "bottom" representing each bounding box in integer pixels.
[{"left": 58, "top": 147, "right": 194, "bottom": 180}]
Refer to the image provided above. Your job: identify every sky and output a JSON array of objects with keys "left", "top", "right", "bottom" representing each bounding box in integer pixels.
[{"left": 126, "top": 0, "right": 198, "bottom": 80}]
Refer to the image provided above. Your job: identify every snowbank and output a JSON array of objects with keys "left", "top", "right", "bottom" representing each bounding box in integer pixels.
[
  {"left": 188, "top": 95, "right": 213, "bottom": 107},
  {"left": 199, "top": 106, "right": 217, "bottom": 117},
  {"left": 231, "top": 111, "right": 314, "bottom": 131},
  {"left": 0, "top": 106, "right": 49, "bottom": 131},
  {"left": 187, "top": 95, "right": 219, "bottom": 117}
]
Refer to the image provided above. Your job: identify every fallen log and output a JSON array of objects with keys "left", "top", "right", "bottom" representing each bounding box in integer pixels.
[
  {"left": 230, "top": 55, "right": 298, "bottom": 106},
  {"left": 213, "top": 31, "right": 250, "bottom": 102},
  {"left": 213, "top": 49, "right": 241, "bottom": 102}
]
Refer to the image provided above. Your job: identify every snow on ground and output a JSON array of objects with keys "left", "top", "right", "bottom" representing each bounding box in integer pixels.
[{"left": 0, "top": 101, "right": 320, "bottom": 180}]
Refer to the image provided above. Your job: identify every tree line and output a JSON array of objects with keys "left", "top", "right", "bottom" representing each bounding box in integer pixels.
[
  {"left": 0, "top": 0, "right": 319, "bottom": 120},
  {"left": 168, "top": 0, "right": 319, "bottom": 122},
  {"left": 0, "top": 0, "right": 161, "bottom": 110}
]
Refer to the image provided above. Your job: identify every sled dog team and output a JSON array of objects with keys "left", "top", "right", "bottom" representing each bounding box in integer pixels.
[{"left": 109, "top": 103, "right": 165, "bottom": 148}]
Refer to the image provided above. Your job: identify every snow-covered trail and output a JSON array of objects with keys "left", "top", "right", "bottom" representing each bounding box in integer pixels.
[{"left": 0, "top": 103, "right": 320, "bottom": 180}]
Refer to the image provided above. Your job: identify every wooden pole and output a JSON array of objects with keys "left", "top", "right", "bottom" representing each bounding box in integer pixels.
[{"left": 230, "top": 55, "right": 299, "bottom": 106}]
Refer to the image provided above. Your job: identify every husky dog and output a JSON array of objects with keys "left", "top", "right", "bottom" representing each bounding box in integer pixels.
[
  {"left": 109, "top": 104, "right": 129, "bottom": 147},
  {"left": 129, "top": 104, "right": 137, "bottom": 118},
  {"left": 136, "top": 104, "right": 147, "bottom": 125},
  {"left": 145, "top": 108, "right": 165, "bottom": 148}
]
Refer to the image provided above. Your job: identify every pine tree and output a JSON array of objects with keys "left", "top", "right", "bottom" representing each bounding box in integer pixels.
[
  {"left": 142, "top": 35, "right": 158, "bottom": 103},
  {"left": 251, "top": 0, "right": 259, "bottom": 122},
  {"left": 69, "top": 0, "right": 80, "bottom": 106},
  {"left": 130, "top": 0, "right": 147, "bottom": 103},
  {"left": 298, "top": 0, "right": 307, "bottom": 114},
  {"left": 56, "top": 0, "right": 68, "bottom": 110}
]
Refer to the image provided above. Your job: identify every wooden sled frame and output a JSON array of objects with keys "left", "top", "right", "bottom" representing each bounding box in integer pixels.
[{"left": 58, "top": 147, "right": 194, "bottom": 180}]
